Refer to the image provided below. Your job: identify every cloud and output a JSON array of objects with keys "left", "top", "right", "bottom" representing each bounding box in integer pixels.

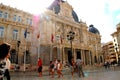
[
  {"left": 68, "top": 0, "right": 119, "bottom": 43},
  {"left": 106, "top": 0, "right": 120, "bottom": 12},
  {"left": 0, "top": 0, "right": 54, "bottom": 14}
]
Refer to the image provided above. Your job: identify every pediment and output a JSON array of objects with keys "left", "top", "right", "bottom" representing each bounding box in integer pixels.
[{"left": 59, "top": 2, "right": 73, "bottom": 20}]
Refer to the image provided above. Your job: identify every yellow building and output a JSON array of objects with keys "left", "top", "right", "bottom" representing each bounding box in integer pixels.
[
  {"left": 0, "top": 0, "right": 102, "bottom": 70},
  {"left": 102, "top": 41, "right": 116, "bottom": 63},
  {"left": 111, "top": 23, "right": 120, "bottom": 64},
  {"left": 0, "top": 3, "right": 33, "bottom": 70}
]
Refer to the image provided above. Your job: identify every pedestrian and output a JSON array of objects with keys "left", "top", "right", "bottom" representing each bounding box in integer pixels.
[
  {"left": 76, "top": 59, "right": 84, "bottom": 77},
  {"left": 0, "top": 43, "right": 11, "bottom": 80},
  {"left": 49, "top": 61, "right": 54, "bottom": 78},
  {"left": 4, "top": 52, "right": 11, "bottom": 80},
  {"left": 104, "top": 61, "right": 110, "bottom": 70},
  {"left": 53, "top": 57, "right": 58, "bottom": 75},
  {"left": 38, "top": 57, "right": 42, "bottom": 77},
  {"left": 54, "top": 57, "right": 58, "bottom": 70},
  {"left": 70, "top": 58, "right": 76, "bottom": 77},
  {"left": 57, "top": 60, "right": 63, "bottom": 78}
]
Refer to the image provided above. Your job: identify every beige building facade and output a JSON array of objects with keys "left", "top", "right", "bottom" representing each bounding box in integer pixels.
[
  {"left": 111, "top": 23, "right": 120, "bottom": 64},
  {"left": 102, "top": 41, "right": 116, "bottom": 63},
  {"left": 0, "top": 3, "right": 33, "bottom": 69},
  {"left": 0, "top": 0, "right": 102, "bottom": 70}
]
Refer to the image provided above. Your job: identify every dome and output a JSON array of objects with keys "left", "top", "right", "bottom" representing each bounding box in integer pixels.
[
  {"left": 89, "top": 24, "right": 100, "bottom": 34},
  {"left": 48, "top": 0, "right": 79, "bottom": 22}
]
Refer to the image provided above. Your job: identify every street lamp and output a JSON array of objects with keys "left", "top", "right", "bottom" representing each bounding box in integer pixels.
[
  {"left": 67, "top": 30, "right": 75, "bottom": 64},
  {"left": 16, "top": 40, "right": 21, "bottom": 64}
]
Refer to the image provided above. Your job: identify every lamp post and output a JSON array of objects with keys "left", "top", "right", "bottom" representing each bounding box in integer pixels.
[
  {"left": 16, "top": 40, "right": 21, "bottom": 64},
  {"left": 67, "top": 30, "right": 75, "bottom": 64}
]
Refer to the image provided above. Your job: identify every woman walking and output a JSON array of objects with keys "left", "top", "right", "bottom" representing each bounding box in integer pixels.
[{"left": 71, "top": 58, "right": 76, "bottom": 77}]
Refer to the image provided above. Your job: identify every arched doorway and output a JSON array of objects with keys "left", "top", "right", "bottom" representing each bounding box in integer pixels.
[
  {"left": 94, "top": 56, "right": 97, "bottom": 63},
  {"left": 23, "top": 50, "right": 31, "bottom": 64},
  {"left": 10, "top": 49, "right": 17, "bottom": 63},
  {"left": 76, "top": 50, "right": 81, "bottom": 59},
  {"left": 64, "top": 48, "right": 73, "bottom": 65},
  {"left": 68, "top": 50, "right": 72, "bottom": 65}
]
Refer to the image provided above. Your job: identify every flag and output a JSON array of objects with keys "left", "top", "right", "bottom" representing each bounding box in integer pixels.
[
  {"left": 33, "top": 15, "right": 40, "bottom": 30},
  {"left": 24, "top": 28, "right": 27, "bottom": 38},
  {"left": 51, "top": 33, "right": 54, "bottom": 43},
  {"left": 33, "top": 15, "right": 41, "bottom": 39}
]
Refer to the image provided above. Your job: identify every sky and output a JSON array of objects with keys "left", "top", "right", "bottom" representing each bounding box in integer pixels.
[{"left": 0, "top": 0, "right": 120, "bottom": 43}]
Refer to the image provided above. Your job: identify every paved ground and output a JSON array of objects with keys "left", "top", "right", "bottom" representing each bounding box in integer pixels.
[
  {"left": 9, "top": 67, "right": 120, "bottom": 80},
  {"left": 10, "top": 71, "right": 120, "bottom": 80}
]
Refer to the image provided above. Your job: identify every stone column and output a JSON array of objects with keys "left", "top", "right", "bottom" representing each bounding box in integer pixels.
[
  {"left": 57, "top": 45, "right": 60, "bottom": 59},
  {"left": 73, "top": 48, "right": 76, "bottom": 61},
  {"left": 62, "top": 47, "right": 65, "bottom": 64},
  {"left": 89, "top": 50, "right": 92, "bottom": 65},
  {"left": 60, "top": 47, "right": 62, "bottom": 62},
  {"left": 82, "top": 50, "right": 85, "bottom": 65}
]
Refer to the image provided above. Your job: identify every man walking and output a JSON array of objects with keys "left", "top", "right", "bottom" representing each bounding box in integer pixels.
[
  {"left": 38, "top": 57, "right": 42, "bottom": 77},
  {"left": 76, "top": 59, "right": 84, "bottom": 77}
]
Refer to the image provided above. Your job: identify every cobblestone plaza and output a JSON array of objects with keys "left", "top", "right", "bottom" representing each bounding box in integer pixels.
[{"left": 10, "top": 67, "right": 120, "bottom": 80}]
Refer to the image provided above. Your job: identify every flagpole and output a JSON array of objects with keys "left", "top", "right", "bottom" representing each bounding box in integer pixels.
[
  {"left": 50, "top": 43, "right": 52, "bottom": 61},
  {"left": 24, "top": 38, "right": 26, "bottom": 72},
  {"left": 24, "top": 28, "right": 27, "bottom": 72},
  {"left": 50, "top": 32, "right": 53, "bottom": 61},
  {"left": 38, "top": 37, "right": 40, "bottom": 59}
]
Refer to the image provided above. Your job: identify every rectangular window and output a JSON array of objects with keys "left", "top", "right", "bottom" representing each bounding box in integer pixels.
[
  {"left": 4, "top": 12, "right": 8, "bottom": 19},
  {"left": 13, "top": 15, "right": 16, "bottom": 21},
  {"left": 18, "top": 16, "right": 21, "bottom": 22},
  {"left": 0, "top": 26, "right": 4, "bottom": 37},
  {"left": 30, "top": 19, "right": 32, "bottom": 26},
  {"left": 0, "top": 11, "right": 3, "bottom": 18},
  {"left": 12, "top": 29, "right": 18, "bottom": 40}
]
